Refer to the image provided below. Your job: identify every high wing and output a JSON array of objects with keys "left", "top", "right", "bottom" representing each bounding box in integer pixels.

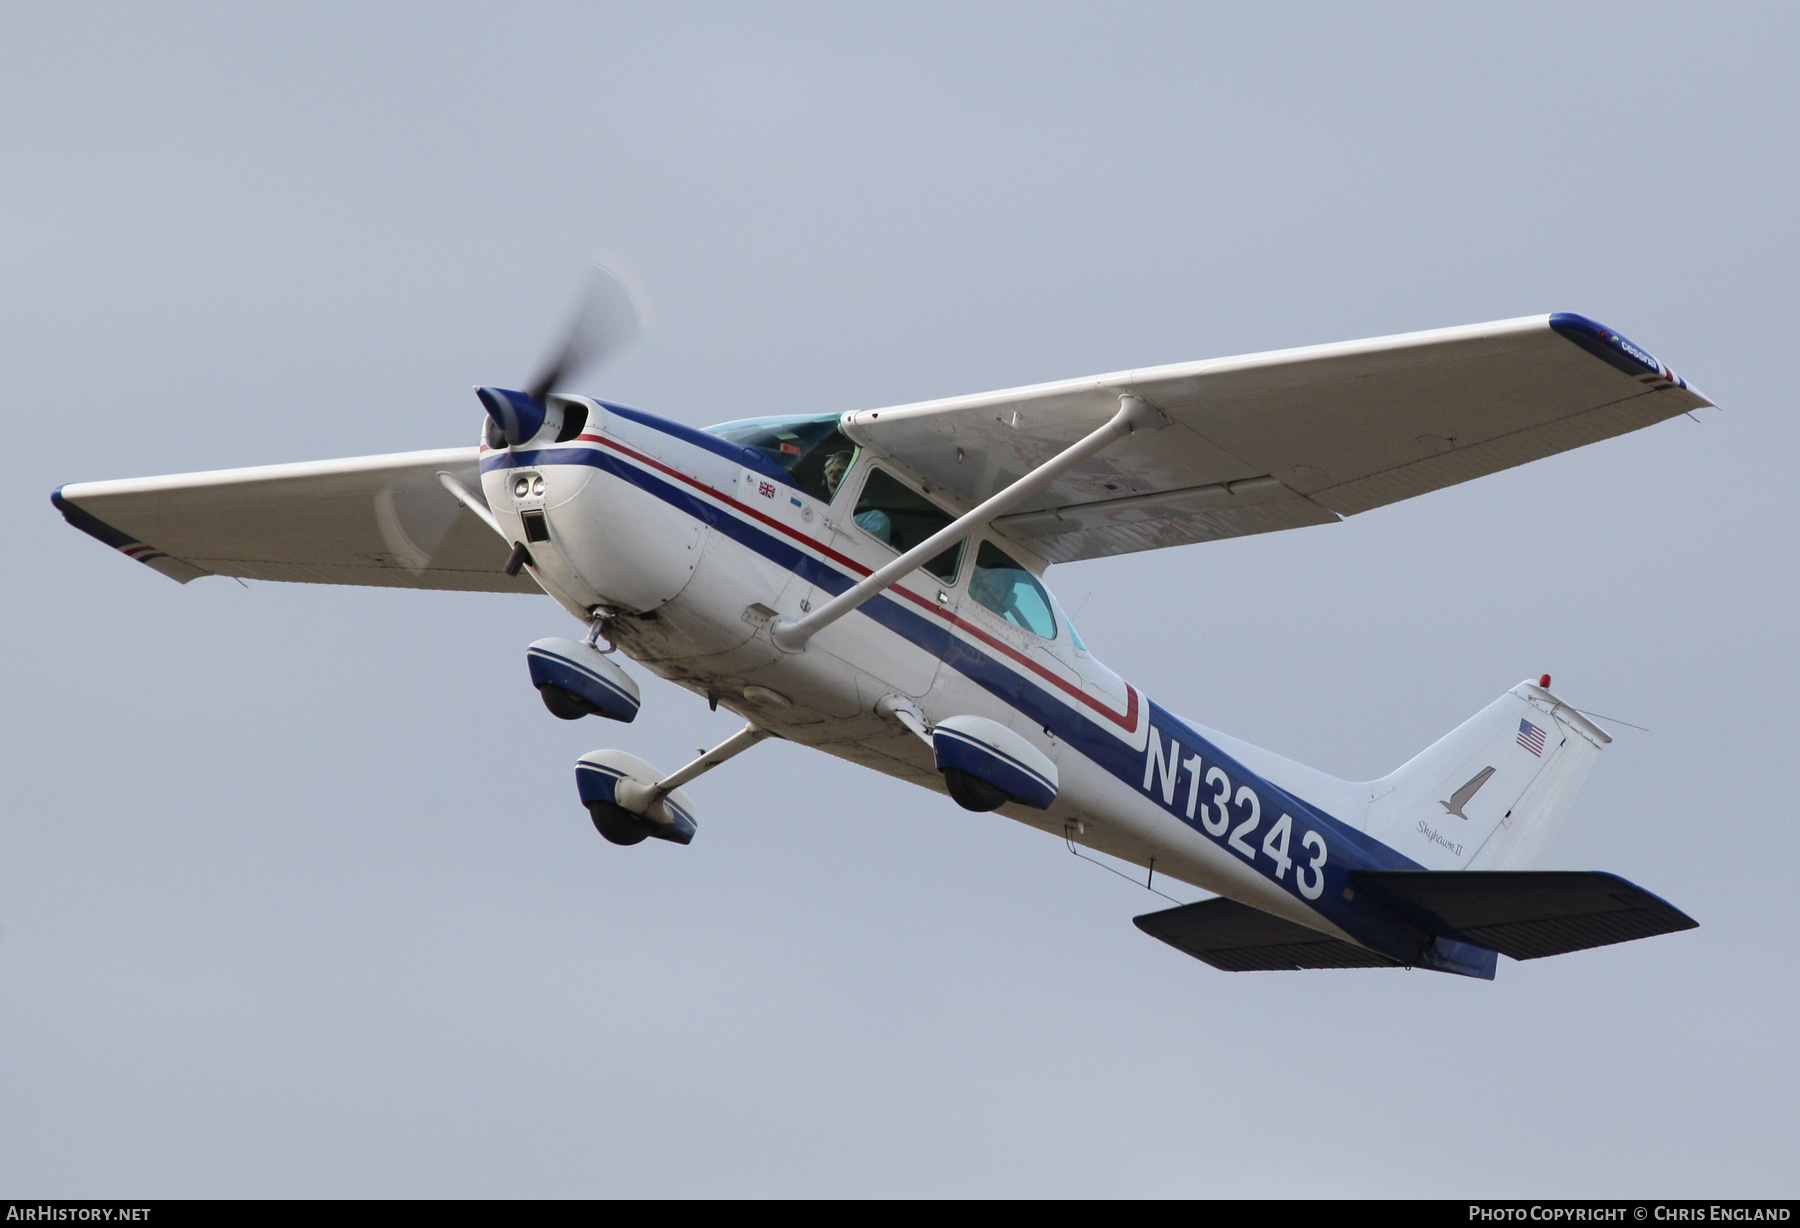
[
  {"left": 840, "top": 313, "right": 1712, "bottom": 564},
  {"left": 53, "top": 447, "right": 534, "bottom": 593}
]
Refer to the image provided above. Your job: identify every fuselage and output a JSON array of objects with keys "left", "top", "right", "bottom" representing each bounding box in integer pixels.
[{"left": 480, "top": 397, "right": 1440, "bottom": 962}]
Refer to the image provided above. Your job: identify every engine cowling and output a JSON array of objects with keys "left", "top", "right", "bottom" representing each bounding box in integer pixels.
[{"left": 931, "top": 715, "right": 1058, "bottom": 812}]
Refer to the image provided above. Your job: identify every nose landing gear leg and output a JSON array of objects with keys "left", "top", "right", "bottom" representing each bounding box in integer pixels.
[{"left": 582, "top": 606, "right": 617, "bottom": 653}]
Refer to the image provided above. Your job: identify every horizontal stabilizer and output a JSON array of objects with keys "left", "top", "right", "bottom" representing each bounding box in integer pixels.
[
  {"left": 1350, "top": 871, "right": 1697, "bottom": 961},
  {"left": 1134, "top": 898, "right": 1399, "bottom": 972}
]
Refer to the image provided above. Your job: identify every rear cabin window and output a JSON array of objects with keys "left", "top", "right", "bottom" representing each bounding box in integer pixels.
[
  {"left": 706, "top": 414, "right": 858, "bottom": 503},
  {"left": 852, "top": 468, "right": 963, "bottom": 582},
  {"left": 970, "top": 541, "right": 1057, "bottom": 640}
]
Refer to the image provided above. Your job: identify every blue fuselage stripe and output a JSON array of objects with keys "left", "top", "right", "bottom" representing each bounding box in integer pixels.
[{"left": 488, "top": 433, "right": 1431, "bottom": 959}]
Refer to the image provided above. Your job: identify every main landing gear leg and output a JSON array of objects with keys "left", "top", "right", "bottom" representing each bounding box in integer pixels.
[{"left": 647, "top": 721, "right": 774, "bottom": 797}]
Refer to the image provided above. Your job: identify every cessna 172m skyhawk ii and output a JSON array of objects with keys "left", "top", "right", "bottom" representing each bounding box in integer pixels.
[{"left": 53, "top": 271, "right": 1704, "bottom": 980}]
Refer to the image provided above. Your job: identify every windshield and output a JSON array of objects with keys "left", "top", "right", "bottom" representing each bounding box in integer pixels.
[
  {"left": 1066, "top": 617, "right": 1088, "bottom": 652},
  {"left": 707, "top": 413, "right": 858, "bottom": 503}
]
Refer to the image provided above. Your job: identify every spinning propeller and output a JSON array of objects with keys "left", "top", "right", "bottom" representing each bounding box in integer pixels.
[{"left": 478, "top": 261, "right": 647, "bottom": 448}]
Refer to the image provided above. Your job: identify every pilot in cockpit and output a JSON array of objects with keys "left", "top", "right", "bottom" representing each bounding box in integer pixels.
[{"left": 822, "top": 447, "right": 855, "bottom": 501}]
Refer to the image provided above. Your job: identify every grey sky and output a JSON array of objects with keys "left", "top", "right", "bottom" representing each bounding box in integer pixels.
[{"left": 3, "top": 2, "right": 1794, "bottom": 1196}]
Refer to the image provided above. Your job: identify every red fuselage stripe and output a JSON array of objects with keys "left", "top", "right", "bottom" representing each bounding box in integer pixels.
[{"left": 571, "top": 432, "right": 1141, "bottom": 731}]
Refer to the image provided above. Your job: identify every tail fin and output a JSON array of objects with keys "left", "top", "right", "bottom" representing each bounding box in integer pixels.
[{"left": 1366, "top": 681, "right": 1611, "bottom": 870}]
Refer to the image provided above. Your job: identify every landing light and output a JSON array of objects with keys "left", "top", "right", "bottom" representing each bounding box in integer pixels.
[{"left": 513, "top": 476, "right": 531, "bottom": 498}]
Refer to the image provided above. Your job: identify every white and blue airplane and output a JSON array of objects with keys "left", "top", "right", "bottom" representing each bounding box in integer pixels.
[{"left": 53, "top": 272, "right": 1705, "bottom": 979}]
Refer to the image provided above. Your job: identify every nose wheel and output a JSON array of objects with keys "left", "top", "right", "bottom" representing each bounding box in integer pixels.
[
  {"left": 526, "top": 637, "right": 641, "bottom": 723},
  {"left": 539, "top": 684, "right": 597, "bottom": 721}
]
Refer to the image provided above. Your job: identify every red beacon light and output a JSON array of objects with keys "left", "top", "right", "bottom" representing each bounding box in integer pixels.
[{"left": 1539, "top": 674, "right": 1552, "bottom": 689}]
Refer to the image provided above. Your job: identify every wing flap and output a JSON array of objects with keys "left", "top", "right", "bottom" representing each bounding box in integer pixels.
[
  {"left": 54, "top": 447, "right": 536, "bottom": 593},
  {"left": 1134, "top": 897, "right": 1400, "bottom": 971},
  {"left": 995, "top": 474, "right": 1337, "bottom": 557}
]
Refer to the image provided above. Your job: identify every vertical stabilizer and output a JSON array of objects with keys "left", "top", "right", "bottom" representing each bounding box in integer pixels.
[{"left": 1366, "top": 681, "right": 1611, "bottom": 871}]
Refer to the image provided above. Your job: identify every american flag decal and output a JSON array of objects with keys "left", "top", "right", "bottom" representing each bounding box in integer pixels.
[{"left": 1517, "top": 718, "right": 1547, "bottom": 757}]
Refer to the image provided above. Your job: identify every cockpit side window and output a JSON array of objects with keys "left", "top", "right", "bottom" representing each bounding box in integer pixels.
[
  {"left": 970, "top": 540, "right": 1057, "bottom": 640},
  {"left": 705, "top": 413, "right": 859, "bottom": 503},
  {"left": 851, "top": 468, "right": 963, "bottom": 582}
]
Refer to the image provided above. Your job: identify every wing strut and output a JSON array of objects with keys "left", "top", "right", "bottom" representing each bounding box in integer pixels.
[
  {"left": 436, "top": 471, "right": 505, "bottom": 539},
  {"left": 771, "top": 394, "right": 1164, "bottom": 652}
]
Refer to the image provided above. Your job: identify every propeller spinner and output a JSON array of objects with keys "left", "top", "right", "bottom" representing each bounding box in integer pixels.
[{"left": 479, "top": 262, "right": 646, "bottom": 449}]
